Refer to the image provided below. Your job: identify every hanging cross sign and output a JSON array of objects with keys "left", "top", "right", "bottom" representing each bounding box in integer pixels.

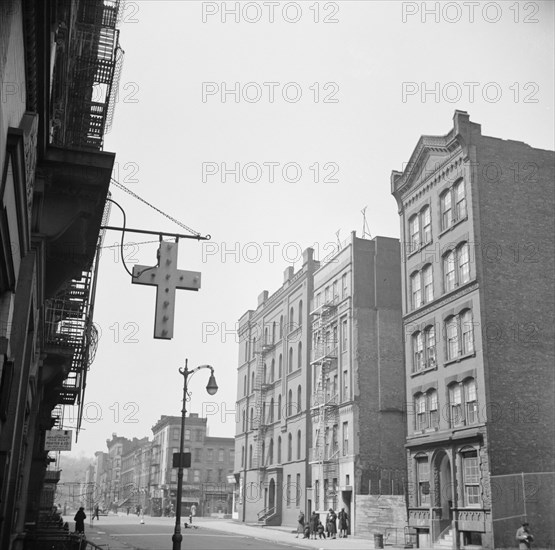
[{"left": 132, "top": 240, "right": 201, "bottom": 339}]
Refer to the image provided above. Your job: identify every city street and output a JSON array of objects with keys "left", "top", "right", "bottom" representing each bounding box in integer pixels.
[{"left": 68, "top": 515, "right": 309, "bottom": 550}]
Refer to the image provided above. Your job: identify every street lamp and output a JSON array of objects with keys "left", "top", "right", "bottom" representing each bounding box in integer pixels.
[{"left": 172, "top": 359, "right": 218, "bottom": 550}]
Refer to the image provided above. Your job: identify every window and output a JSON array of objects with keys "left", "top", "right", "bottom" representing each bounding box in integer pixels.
[
  {"left": 172, "top": 428, "right": 179, "bottom": 440},
  {"left": 269, "top": 398, "right": 274, "bottom": 423},
  {"left": 243, "top": 375, "right": 247, "bottom": 396},
  {"left": 409, "top": 214, "right": 420, "bottom": 248},
  {"left": 298, "top": 300, "right": 303, "bottom": 325},
  {"left": 429, "top": 390, "right": 439, "bottom": 427},
  {"left": 343, "top": 370, "right": 349, "bottom": 400},
  {"left": 288, "top": 347, "right": 293, "bottom": 373},
  {"left": 462, "top": 450, "right": 480, "bottom": 506},
  {"left": 287, "top": 433, "right": 292, "bottom": 461},
  {"left": 277, "top": 436, "right": 282, "bottom": 463},
  {"left": 411, "top": 271, "right": 422, "bottom": 309},
  {"left": 289, "top": 307, "right": 294, "bottom": 331},
  {"left": 440, "top": 189, "right": 452, "bottom": 230},
  {"left": 341, "top": 319, "right": 348, "bottom": 352},
  {"left": 278, "top": 394, "right": 282, "bottom": 420},
  {"left": 413, "top": 331, "right": 424, "bottom": 372},
  {"left": 242, "top": 410, "right": 246, "bottom": 432},
  {"left": 269, "top": 438, "right": 274, "bottom": 464},
  {"left": 422, "top": 206, "right": 431, "bottom": 243},
  {"left": 287, "top": 474, "right": 292, "bottom": 507},
  {"left": 263, "top": 363, "right": 267, "bottom": 384},
  {"left": 415, "top": 393, "right": 427, "bottom": 430},
  {"left": 241, "top": 446, "right": 245, "bottom": 467},
  {"left": 261, "top": 441, "right": 265, "bottom": 466},
  {"left": 324, "top": 286, "right": 330, "bottom": 303},
  {"left": 297, "top": 342, "right": 302, "bottom": 370},
  {"left": 454, "top": 179, "right": 467, "bottom": 220},
  {"left": 278, "top": 354, "right": 282, "bottom": 378},
  {"left": 297, "top": 430, "right": 302, "bottom": 460},
  {"left": 183, "top": 469, "right": 189, "bottom": 482},
  {"left": 332, "top": 280, "right": 338, "bottom": 300},
  {"left": 207, "top": 449, "right": 214, "bottom": 462},
  {"left": 342, "top": 422, "right": 348, "bottom": 456},
  {"left": 315, "top": 480, "right": 320, "bottom": 508},
  {"left": 297, "top": 385, "right": 302, "bottom": 413},
  {"left": 332, "top": 424, "right": 338, "bottom": 456},
  {"left": 250, "top": 407, "right": 254, "bottom": 429},
  {"left": 252, "top": 337, "right": 256, "bottom": 358},
  {"left": 445, "top": 309, "right": 475, "bottom": 360},
  {"left": 185, "top": 429, "right": 191, "bottom": 441},
  {"left": 249, "top": 445, "right": 253, "bottom": 468},
  {"left": 446, "top": 316, "right": 458, "bottom": 360},
  {"left": 465, "top": 379, "right": 478, "bottom": 424},
  {"left": 444, "top": 250, "right": 456, "bottom": 292},
  {"left": 425, "top": 325, "right": 436, "bottom": 368},
  {"left": 206, "top": 469, "right": 212, "bottom": 482},
  {"left": 272, "top": 321, "right": 276, "bottom": 344},
  {"left": 296, "top": 473, "right": 301, "bottom": 506},
  {"left": 458, "top": 242, "right": 470, "bottom": 284},
  {"left": 423, "top": 264, "right": 434, "bottom": 302},
  {"left": 342, "top": 274, "right": 348, "bottom": 298},
  {"left": 279, "top": 316, "right": 283, "bottom": 339},
  {"left": 449, "top": 384, "right": 463, "bottom": 426},
  {"left": 264, "top": 327, "right": 269, "bottom": 345},
  {"left": 416, "top": 457, "right": 430, "bottom": 506},
  {"left": 218, "top": 449, "right": 224, "bottom": 462},
  {"left": 270, "top": 359, "right": 275, "bottom": 382},
  {"left": 315, "top": 292, "right": 321, "bottom": 308},
  {"left": 194, "top": 448, "right": 202, "bottom": 462},
  {"left": 193, "top": 470, "right": 200, "bottom": 483},
  {"left": 288, "top": 389, "right": 293, "bottom": 416},
  {"left": 251, "top": 372, "right": 255, "bottom": 393}
]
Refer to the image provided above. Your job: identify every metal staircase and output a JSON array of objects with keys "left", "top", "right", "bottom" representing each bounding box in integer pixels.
[{"left": 310, "top": 298, "right": 340, "bottom": 510}]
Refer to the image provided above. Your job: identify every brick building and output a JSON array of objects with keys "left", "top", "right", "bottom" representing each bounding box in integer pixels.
[
  {"left": 150, "top": 414, "right": 234, "bottom": 517},
  {"left": 391, "top": 111, "right": 554, "bottom": 548},
  {"left": 309, "top": 232, "right": 406, "bottom": 537},
  {"left": 235, "top": 248, "right": 318, "bottom": 526}
]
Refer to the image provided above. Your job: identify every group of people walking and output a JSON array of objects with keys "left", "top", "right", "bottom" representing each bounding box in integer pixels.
[{"left": 296, "top": 508, "right": 349, "bottom": 540}]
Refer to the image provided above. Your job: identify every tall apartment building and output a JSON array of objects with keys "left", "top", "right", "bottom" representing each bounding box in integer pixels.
[
  {"left": 309, "top": 232, "right": 406, "bottom": 537},
  {"left": 235, "top": 249, "right": 318, "bottom": 526},
  {"left": 391, "top": 111, "right": 554, "bottom": 549},
  {"left": 150, "top": 414, "right": 234, "bottom": 517}
]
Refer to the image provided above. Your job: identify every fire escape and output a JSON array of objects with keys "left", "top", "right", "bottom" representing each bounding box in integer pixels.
[{"left": 310, "top": 298, "right": 340, "bottom": 511}]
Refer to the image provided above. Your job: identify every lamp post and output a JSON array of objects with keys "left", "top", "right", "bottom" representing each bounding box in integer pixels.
[{"left": 172, "top": 359, "right": 218, "bottom": 550}]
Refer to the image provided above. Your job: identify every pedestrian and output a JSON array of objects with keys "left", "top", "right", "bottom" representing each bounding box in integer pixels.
[
  {"left": 326, "top": 508, "right": 337, "bottom": 539},
  {"left": 190, "top": 503, "right": 197, "bottom": 524},
  {"left": 303, "top": 523, "right": 310, "bottom": 539},
  {"left": 516, "top": 522, "right": 534, "bottom": 549},
  {"left": 126, "top": 506, "right": 130, "bottom": 516},
  {"left": 74, "top": 507, "right": 86, "bottom": 534},
  {"left": 317, "top": 521, "right": 325, "bottom": 539},
  {"left": 338, "top": 507, "right": 348, "bottom": 538},
  {"left": 310, "top": 511, "right": 319, "bottom": 539},
  {"left": 296, "top": 510, "right": 305, "bottom": 538},
  {"left": 93, "top": 505, "right": 100, "bottom": 521}
]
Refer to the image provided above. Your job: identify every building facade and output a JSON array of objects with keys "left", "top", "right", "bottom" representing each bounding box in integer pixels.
[
  {"left": 150, "top": 414, "right": 234, "bottom": 517},
  {"left": 309, "top": 232, "right": 406, "bottom": 537},
  {"left": 391, "top": 111, "right": 554, "bottom": 549},
  {"left": 0, "top": 1, "right": 122, "bottom": 547},
  {"left": 235, "top": 248, "right": 318, "bottom": 526}
]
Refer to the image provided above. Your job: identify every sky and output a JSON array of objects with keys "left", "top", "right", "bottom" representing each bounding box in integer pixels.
[{"left": 64, "top": 0, "right": 554, "bottom": 459}]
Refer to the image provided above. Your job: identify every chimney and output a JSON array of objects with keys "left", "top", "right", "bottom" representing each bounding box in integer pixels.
[
  {"left": 283, "top": 266, "right": 294, "bottom": 282},
  {"left": 257, "top": 290, "right": 269, "bottom": 306}
]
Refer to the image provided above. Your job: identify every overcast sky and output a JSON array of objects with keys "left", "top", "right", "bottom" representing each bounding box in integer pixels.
[{"left": 64, "top": 0, "right": 554, "bottom": 459}]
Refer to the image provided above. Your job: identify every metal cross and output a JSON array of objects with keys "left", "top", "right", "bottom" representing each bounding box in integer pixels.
[{"left": 132, "top": 241, "right": 201, "bottom": 339}]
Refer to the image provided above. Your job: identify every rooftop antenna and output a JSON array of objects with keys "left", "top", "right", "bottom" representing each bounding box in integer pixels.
[{"left": 361, "top": 207, "right": 372, "bottom": 239}]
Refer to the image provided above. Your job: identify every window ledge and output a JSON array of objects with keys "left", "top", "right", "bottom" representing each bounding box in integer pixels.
[
  {"left": 439, "top": 216, "right": 468, "bottom": 238},
  {"left": 411, "top": 364, "right": 438, "bottom": 377},
  {"left": 407, "top": 238, "right": 434, "bottom": 259},
  {"left": 444, "top": 351, "right": 476, "bottom": 366}
]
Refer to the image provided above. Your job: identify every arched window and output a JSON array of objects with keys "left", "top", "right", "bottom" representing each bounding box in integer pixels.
[
  {"left": 457, "top": 242, "right": 470, "bottom": 284},
  {"left": 440, "top": 189, "right": 452, "bottom": 230},
  {"left": 272, "top": 321, "right": 276, "bottom": 344},
  {"left": 264, "top": 327, "right": 269, "bottom": 345},
  {"left": 261, "top": 440, "right": 266, "bottom": 466},
  {"left": 252, "top": 337, "right": 256, "bottom": 358},
  {"left": 242, "top": 409, "right": 246, "bottom": 432},
  {"left": 412, "top": 331, "right": 424, "bottom": 372},
  {"left": 288, "top": 389, "right": 293, "bottom": 416},
  {"left": 263, "top": 363, "right": 267, "bottom": 384},
  {"left": 424, "top": 325, "right": 436, "bottom": 368},
  {"left": 422, "top": 264, "right": 433, "bottom": 303},
  {"left": 298, "top": 300, "right": 303, "bottom": 326},
  {"left": 249, "top": 445, "right": 253, "bottom": 468},
  {"left": 454, "top": 179, "right": 467, "bottom": 220},
  {"left": 243, "top": 375, "right": 247, "bottom": 395},
  {"left": 297, "top": 384, "right": 302, "bottom": 413},
  {"left": 445, "top": 315, "right": 458, "bottom": 360},
  {"left": 410, "top": 271, "right": 421, "bottom": 309},
  {"left": 409, "top": 213, "right": 420, "bottom": 248},
  {"left": 278, "top": 354, "right": 282, "bottom": 378},
  {"left": 297, "top": 430, "right": 302, "bottom": 460},
  {"left": 269, "top": 438, "right": 274, "bottom": 465},
  {"left": 422, "top": 205, "right": 431, "bottom": 243},
  {"left": 287, "top": 432, "right": 292, "bottom": 461},
  {"left": 279, "top": 315, "right": 283, "bottom": 339},
  {"left": 277, "top": 436, "right": 282, "bottom": 463},
  {"left": 249, "top": 407, "right": 254, "bottom": 429},
  {"left": 297, "top": 342, "right": 303, "bottom": 370},
  {"left": 241, "top": 445, "right": 245, "bottom": 468},
  {"left": 443, "top": 250, "right": 456, "bottom": 292},
  {"left": 289, "top": 307, "right": 294, "bottom": 331},
  {"left": 288, "top": 347, "right": 294, "bottom": 373},
  {"left": 251, "top": 371, "right": 255, "bottom": 393},
  {"left": 270, "top": 359, "right": 275, "bottom": 382},
  {"left": 415, "top": 393, "right": 427, "bottom": 430},
  {"left": 269, "top": 397, "right": 274, "bottom": 423},
  {"left": 245, "top": 341, "right": 249, "bottom": 362},
  {"left": 428, "top": 389, "right": 439, "bottom": 427},
  {"left": 461, "top": 309, "right": 474, "bottom": 354}
]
